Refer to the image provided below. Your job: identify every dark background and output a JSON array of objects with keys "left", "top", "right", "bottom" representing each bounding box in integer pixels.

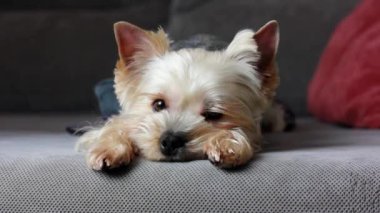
[{"left": 0, "top": 0, "right": 359, "bottom": 115}]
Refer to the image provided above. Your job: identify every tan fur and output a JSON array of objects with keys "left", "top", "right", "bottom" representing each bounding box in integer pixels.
[
  {"left": 204, "top": 130, "right": 253, "bottom": 168},
  {"left": 78, "top": 116, "right": 138, "bottom": 170},
  {"left": 260, "top": 61, "right": 279, "bottom": 100}
]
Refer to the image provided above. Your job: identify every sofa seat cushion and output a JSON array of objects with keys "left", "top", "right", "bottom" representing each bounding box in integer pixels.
[{"left": 1, "top": 115, "right": 379, "bottom": 212}]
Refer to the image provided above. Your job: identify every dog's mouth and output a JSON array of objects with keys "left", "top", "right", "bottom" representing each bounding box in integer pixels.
[{"left": 160, "top": 147, "right": 188, "bottom": 161}]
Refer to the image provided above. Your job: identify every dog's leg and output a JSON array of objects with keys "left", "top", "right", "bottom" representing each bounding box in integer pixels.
[
  {"left": 76, "top": 116, "right": 137, "bottom": 170},
  {"left": 204, "top": 128, "right": 255, "bottom": 168}
]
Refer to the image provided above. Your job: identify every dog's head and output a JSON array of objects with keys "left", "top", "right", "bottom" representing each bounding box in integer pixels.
[{"left": 113, "top": 21, "right": 279, "bottom": 161}]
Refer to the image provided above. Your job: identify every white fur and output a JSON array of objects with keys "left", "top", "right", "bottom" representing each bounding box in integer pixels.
[
  {"left": 122, "top": 33, "right": 265, "bottom": 160},
  {"left": 226, "top": 30, "right": 259, "bottom": 64}
]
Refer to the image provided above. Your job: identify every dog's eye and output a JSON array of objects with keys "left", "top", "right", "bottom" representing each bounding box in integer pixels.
[
  {"left": 202, "top": 111, "right": 223, "bottom": 121},
  {"left": 152, "top": 99, "right": 166, "bottom": 112}
]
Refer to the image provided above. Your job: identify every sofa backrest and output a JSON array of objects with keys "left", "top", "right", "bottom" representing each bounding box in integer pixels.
[
  {"left": 168, "top": 0, "right": 359, "bottom": 115},
  {"left": 0, "top": 0, "right": 171, "bottom": 112}
]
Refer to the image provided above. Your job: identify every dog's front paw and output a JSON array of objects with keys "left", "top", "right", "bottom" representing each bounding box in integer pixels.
[
  {"left": 205, "top": 139, "right": 242, "bottom": 168},
  {"left": 204, "top": 132, "right": 253, "bottom": 168},
  {"left": 86, "top": 142, "right": 135, "bottom": 170}
]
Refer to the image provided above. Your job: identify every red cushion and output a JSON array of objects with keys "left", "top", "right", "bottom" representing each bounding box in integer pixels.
[{"left": 308, "top": 0, "right": 380, "bottom": 128}]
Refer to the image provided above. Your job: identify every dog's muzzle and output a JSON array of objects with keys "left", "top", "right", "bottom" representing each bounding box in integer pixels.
[{"left": 159, "top": 131, "right": 188, "bottom": 156}]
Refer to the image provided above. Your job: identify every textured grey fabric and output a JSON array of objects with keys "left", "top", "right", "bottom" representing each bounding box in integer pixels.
[
  {"left": 1, "top": 115, "right": 380, "bottom": 212},
  {"left": 168, "top": 0, "right": 360, "bottom": 116}
]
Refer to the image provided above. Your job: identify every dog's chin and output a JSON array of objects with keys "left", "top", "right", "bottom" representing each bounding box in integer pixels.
[
  {"left": 173, "top": 150, "right": 205, "bottom": 162},
  {"left": 143, "top": 148, "right": 204, "bottom": 162}
]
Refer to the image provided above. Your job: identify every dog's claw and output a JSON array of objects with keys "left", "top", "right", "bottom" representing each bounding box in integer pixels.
[
  {"left": 208, "top": 149, "right": 221, "bottom": 164},
  {"left": 101, "top": 159, "right": 110, "bottom": 170}
]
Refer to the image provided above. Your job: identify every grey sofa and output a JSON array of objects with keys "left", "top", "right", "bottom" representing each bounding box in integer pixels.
[{"left": 2, "top": 0, "right": 380, "bottom": 212}]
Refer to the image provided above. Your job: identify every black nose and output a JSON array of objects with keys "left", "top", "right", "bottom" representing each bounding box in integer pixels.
[{"left": 160, "top": 131, "right": 188, "bottom": 156}]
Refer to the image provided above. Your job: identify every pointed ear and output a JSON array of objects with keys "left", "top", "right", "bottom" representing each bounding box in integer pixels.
[
  {"left": 253, "top": 20, "right": 279, "bottom": 71},
  {"left": 226, "top": 21, "right": 280, "bottom": 99},
  {"left": 253, "top": 20, "right": 280, "bottom": 99},
  {"left": 114, "top": 22, "right": 170, "bottom": 67},
  {"left": 114, "top": 22, "right": 145, "bottom": 65}
]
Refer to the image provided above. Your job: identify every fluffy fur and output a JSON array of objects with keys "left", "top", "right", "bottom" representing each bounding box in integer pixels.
[{"left": 77, "top": 21, "right": 281, "bottom": 169}]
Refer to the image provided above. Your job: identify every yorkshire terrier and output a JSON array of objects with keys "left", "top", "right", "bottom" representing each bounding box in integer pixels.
[{"left": 77, "top": 20, "right": 293, "bottom": 170}]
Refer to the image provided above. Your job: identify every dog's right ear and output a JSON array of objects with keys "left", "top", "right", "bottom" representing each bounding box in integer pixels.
[{"left": 114, "top": 22, "right": 170, "bottom": 68}]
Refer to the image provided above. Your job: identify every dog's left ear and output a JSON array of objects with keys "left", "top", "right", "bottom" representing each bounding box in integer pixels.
[
  {"left": 254, "top": 20, "right": 279, "bottom": 99},
  {"left": 226, "top": 20, "right": 279, "bottom": 99},
  {"left": 253, "top": 20, "right": 279, "bottom": 73}
]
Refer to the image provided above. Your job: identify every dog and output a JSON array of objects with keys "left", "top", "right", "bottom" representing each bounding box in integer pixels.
[{"left": 76, "top": 20, "right": 292, "bottom": 170}]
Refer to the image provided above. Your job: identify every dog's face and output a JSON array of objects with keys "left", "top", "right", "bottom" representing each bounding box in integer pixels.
[{"left": 112, "top": 22, "right": 279, "bottom": 161}]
